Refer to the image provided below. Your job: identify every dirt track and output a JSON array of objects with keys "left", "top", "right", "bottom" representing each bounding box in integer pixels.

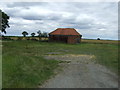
[{"left": 40, "top": 54, "right": 118, "bottom": 88}]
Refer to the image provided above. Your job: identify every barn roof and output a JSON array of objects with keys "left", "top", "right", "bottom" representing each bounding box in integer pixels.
[{"left": 49, "top": 28, "right": 81, "bottom": 35}]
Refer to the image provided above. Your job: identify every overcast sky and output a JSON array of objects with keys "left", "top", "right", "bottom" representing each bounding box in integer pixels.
[{"left": 0, "top": 2, "right": 118, "bottom": 40}]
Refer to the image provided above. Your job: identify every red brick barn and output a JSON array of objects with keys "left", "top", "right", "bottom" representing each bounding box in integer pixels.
[{"left": 49, "top": 28, "right": 82, "bottom": 44}]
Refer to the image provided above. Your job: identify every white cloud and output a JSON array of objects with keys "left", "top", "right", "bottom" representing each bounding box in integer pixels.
[
  {"left": 10, "top": 17, "right": 35, "bottom": 25},
  {"left": 0, "top": 2, "right": 118, "bottom": 40}
]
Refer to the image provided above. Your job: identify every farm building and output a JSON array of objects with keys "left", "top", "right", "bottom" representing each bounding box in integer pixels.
[{"left": 49, "top": 28, "right": 82, "bottom": 44}]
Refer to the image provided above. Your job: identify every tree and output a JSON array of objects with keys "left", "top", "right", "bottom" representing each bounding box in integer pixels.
[
  {"left": 22, "top": 31, "right": 28, "bottom": 37},
  {"left": 37, "top": 30, "right": 42, "bottom": 41},
  {"left": 42, "top": 32, "right": 48, "bottom": 38},
  {"left": 97, "top": 38, "right": 100, "bottom": 40},
  {"left": 0, "top": 10, "right": 10, "bottom": 34},
  {"left": 31, "top": 33, "right": 35, "bottom": 37}
]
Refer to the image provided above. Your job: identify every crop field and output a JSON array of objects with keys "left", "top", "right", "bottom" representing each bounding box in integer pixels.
[
  {"left": 2, "top": 36, "right": 48, "bottom": 41},
  {"left": 2, "top": 39, "right": 118, "bottom": 88}
]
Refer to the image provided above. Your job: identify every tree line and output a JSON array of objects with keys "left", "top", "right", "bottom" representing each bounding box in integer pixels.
[
  {"left": 22, "top": 30, "right": 48, "bottom": 41},
  {"left": 22, "top": 30, "right": 48, "bottom": 38}
]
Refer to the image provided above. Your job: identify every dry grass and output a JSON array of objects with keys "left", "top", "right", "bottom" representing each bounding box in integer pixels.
[
  {"left": 81, "top": 39, "right": 118, "bottom": 44},
  {"left": 7, "top": 36, "right": 48, "bottom": 41}
]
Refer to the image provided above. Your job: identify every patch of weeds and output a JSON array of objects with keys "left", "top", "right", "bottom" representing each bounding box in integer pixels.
[{"left": 58, "top": 60, "right": 71, "bottom": 63}]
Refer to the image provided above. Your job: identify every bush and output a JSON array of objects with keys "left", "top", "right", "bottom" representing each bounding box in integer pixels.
[{"left": 97, "top": 38, "right": 100, "bottom": 40}]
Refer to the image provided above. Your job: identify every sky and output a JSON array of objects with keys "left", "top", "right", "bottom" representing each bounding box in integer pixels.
[{"left": 0, "top": 2, "right": 118, "bottom": 40}]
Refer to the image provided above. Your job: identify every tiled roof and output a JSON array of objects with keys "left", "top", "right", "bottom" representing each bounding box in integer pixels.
[{"left": 49, "top": 28, "right": 81, "bottom": 35}]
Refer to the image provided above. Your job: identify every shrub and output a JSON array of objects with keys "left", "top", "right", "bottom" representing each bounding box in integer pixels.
[{"left": 97, "top": 38, "right": 100, "bottom": 40}]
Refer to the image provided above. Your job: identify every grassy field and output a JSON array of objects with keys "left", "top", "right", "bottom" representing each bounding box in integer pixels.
[{"left": 2, "top": 40, "right": 118, "bottom": 88}]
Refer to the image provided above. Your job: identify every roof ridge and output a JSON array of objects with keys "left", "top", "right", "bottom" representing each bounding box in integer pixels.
[{"left": 49, "top": 28, "right": 81, "bottom": 35}]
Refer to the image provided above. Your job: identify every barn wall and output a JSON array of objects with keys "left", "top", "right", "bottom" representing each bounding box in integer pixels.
[
  {"left": 49, "top": 35, "right": 82, "bottom": 44},
  {"left": 49, "top": 35, "right": 68, "bottom": 43},
  {"left": 67, "top": 35, "right": 81, "bottom": 44}
]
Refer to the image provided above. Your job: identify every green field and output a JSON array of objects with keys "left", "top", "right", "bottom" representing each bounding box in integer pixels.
[{"left": 2, "top": 40, "right": 118, "bottom": 88}]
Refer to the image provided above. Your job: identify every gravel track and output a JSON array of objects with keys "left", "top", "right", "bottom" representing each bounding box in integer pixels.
[{"left": 40, "top": 54, "right": 118, "bottom": 88}]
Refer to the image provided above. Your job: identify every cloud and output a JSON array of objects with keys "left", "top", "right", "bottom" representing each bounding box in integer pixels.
[{"left": 0, "top": 2, "right": 118, "bottom": 40}]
